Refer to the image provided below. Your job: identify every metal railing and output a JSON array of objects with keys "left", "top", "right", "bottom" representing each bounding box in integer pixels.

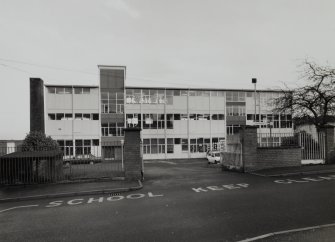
[
  {"left": 0, "top": 142, "right": 125, "bottom": 185},
  {"left": 257, "top": 133, "right": 299, "bottom": 147}
]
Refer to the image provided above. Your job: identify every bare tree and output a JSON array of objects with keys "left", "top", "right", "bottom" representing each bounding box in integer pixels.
[{"left": 273, "top": 60, "right": 335, "bottom": 131}]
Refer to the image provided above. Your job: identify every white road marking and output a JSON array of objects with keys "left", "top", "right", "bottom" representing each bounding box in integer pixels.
[
  {"left": 192, "top": 183, "right": 249, "bottom": 192},
  {"left": 238, "top": 222, "right": 335, "bottom": 242},
  {"left": 0, "top": 204, "right": 39, "bottom": 213},
  {"left": 274, "top": 175, "right": 335, "bottom": 184},
  {"left": 45, "top": 192, "right": 164, "bottom": 208}
]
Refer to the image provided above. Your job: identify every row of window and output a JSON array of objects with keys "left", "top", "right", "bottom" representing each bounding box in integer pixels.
[
  {"left": 142, "top": 137, "right": 225, "bottom": 154},
  {"left": 48, "top": 113, "right": 99, "bottom": 120},
  {"left": 48, "top": 87, "right": 91, "bottom": 94},
  {"left": 125, "top": 89, "right": 226, "bottom": 105},
  {"left": 57, "top": 139, "right": 99, "bottom": 156},
  {"left": 226, "top": 105, "right": 246, "bottom": 116},
  {"left": 126, "top": 113, "right": 225, "bottom": 129},
  {"left": 246, "top": 114, "right": 292, "bottom": 128},
  {"left": 101, "top": 122, "right": 124, "bottom": 137}
]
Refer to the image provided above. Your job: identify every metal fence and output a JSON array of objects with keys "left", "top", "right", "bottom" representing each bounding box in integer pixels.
[
  {"left": 0, "top": 142, "right": 124, "bottom": 185},
  {"left": 257, "top": 133, "right": 298, "bottom": 147}
]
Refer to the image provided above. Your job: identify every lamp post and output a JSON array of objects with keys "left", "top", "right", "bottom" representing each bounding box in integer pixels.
[{"left": 252, "top": 78, "right": 257, "bottom": 123}]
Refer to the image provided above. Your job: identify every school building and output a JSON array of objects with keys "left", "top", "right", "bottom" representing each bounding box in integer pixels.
[{"left": 30, "top": 65, "right": 293, "bottom": 160}]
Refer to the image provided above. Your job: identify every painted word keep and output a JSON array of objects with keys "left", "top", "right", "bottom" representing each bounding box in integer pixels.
[{"left": 192, "top": 183, "right": 249, "bottom": 193}]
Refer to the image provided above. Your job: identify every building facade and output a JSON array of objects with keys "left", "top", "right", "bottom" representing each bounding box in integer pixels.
[{"left": 37, "top": 66, "right": 293, "bottom": 160}]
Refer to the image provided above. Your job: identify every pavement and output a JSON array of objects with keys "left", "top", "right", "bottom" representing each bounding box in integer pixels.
[
  {"left": 0, "top": 179, "right": 142, "bottom": 203},
  {"left": 249, "top": 164, "right": 335, "bottom": 177}
]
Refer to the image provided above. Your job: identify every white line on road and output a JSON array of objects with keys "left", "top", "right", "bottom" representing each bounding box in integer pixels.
[
  {"left": 238, "top": 222, "right": 335, "bottom": 242},
  {"left": 0, "top": 205, "right": 39, "bottom": 213}
]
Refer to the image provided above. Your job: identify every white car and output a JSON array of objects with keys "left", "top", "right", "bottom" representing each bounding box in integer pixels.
[{"left": 206, "top": 151, "right": 221, "bottom": 164}]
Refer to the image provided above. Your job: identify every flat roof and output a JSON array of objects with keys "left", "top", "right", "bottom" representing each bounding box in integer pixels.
[{"left": 125, "top": 86, "right": 283, "bottom": 93}]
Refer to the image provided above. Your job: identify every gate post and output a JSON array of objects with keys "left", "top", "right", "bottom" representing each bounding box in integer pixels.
[
  {"left": 123, "top": 127, "right": 143, "bottom": 180},
  {"left": 321, "top": 125, "right": 335, "bottom": 164}
]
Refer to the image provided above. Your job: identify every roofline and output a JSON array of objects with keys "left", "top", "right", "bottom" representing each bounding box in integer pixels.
[
  {"left": 125, "top": 86, "right": 284, "bottom": 93},
  {"left": 45, "top": 84, "right": 99, "bottom": 88},
  {"left": 98, "top": 65, "right": 126, "bottom": 70}
]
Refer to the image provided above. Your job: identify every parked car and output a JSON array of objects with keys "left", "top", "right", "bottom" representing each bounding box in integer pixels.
[{"left": 206, "top": 151, "right": 221, "bottom": 164}]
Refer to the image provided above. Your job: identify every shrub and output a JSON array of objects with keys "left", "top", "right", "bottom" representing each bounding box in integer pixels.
[{"left": 21, "top": 131, "right": 59, "bottom": 151}]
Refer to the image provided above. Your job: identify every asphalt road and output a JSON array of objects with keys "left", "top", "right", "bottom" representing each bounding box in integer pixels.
[{"left": 1, "top": 159, "right": 335, "bottom": 242}]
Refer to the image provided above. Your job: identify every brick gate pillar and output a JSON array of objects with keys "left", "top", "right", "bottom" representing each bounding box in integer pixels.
[
  {"left": 240, "top": 125, "right": 258, "bottom": 172},
  {"left": 123, "top": 127, "right": 143, "bottom": 180},
  {"left": 321, "top": 125, "right": 335, "bottom": 164}
]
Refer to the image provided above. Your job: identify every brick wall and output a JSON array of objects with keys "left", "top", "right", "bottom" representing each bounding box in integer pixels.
[
  {"left": 123, "top": 127, "right": 143, "bottom": 180},
  {"left": 240, "top": 126, "right": 301, "bottom": 172}
]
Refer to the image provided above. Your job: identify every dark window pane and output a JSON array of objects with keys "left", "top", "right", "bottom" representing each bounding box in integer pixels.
[
  {"left": 56, "top": 113, "right": 64, "bottom": 120},
  {"left": 48, "top": 114, "right": 55, "bottom": 120},
  {"left": 75, "top": 140, "right": 83, "bottom": 146},
  {"left": 174, "top": 138, "right": 181, "bottom": 144},
  {"left": 92, "top": 113, "right": 99, "bottom": 120}
]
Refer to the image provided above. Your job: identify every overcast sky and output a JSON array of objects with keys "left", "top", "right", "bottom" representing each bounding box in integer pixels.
[{"left": 1, "top": 0, "right": 335, "bottom": 139}]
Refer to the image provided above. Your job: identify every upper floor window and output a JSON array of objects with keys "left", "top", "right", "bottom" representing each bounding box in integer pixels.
[
  {"left": 226, "top": 91, "right": 245, "bottom": 102},
  {"left": 74, "top": 87, "right": 90, "bottom": 94},
  {"left": 101, "top": 91, "right": 124, "bottom": 114},
  {"left": 48, "top": 87, "right": 72, "bottom": 94}
]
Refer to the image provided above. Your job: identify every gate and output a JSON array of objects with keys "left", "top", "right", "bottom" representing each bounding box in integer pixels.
[{"left": 299, "top": 132, "right": 325, "bottom": 165}]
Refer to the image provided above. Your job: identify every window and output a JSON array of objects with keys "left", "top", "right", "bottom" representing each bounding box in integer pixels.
[
  {"left": 158, "top": 90, "right": 165, "bottom": 104},
  {"left": 75, "top": 113, "right": 83, "bottom": 119},
  {"left": 126, "top": 113, "right": 141, "bottom": 127},
  {"left": 92, "top": 113, "right": 99, "bottom": 120},
  {"left": 48, "top": 114, "right": 56, "bottom": 120},
  {"left": 157, "top": 114, "right": 165, "bottom": 129},
  {"left": 75, "top": 87, "right": 90, "bottom": 94},
  {"left": 101, "top": 122, "right": 124, "bottom": 136},
  {"left": 190, "top": 139, "right": 197, "bottom": 153},
  {"left": 101, "top": 91, "right": 124, "bottom": 113},
  {"left": 226, "top": 105, "right": 245, "bottom": 116},
  {"left": 92, "top": 139, "right": 99, "bottom": 146},
  {"left": 226, "top": 91, "right": 245, "bottom": 102},
  {"left": 166, "top": 114, "right": 173, "bottom": 129},
  {"left": 182, "top": 139, "right": 188, "bottom": 151},
  {"left": 151, "top": 139, "right": 158, "bottom": 154},
  {"left": 56, "top": 113, "right": 65, "bottom": 120},
  {"left": 167, "top": 138, "right": 174, "bottom": 153},
  {"left": 181, "top": 90, "right": 188, "bottom": 96},
  {"left": 83, "top": 113, "right": 90, "bottom": 120},
  {"left": 166, "top": 90, "right": 173, "bottom": 105},
  {"left": 143, "top": 139, "right": 150, "bottom": 154},
  {"left": 173, "top": 90, "right": 180, "bottom": 96},
  {"left": 181, "top": 114, "right": 188, "bottom": 120},
  {"left": 211, "top": 113, "right": 225, "bottom": 120},
  {"left": 189, "top": 114, "right": 196, "bottom": 120},
  {"left": 65, "top": 113, "right": 73, "bottom": 120},
  {"left": 174, "top": 138, "right": 181, "bottom": 144},
  {"left": 143, "top": 114, "right": 154, "bottom": 129},
  {"left": 226, "top": 125, "right": 241, "bottom": 135},
  {"left": 48, "top": 87, "right": 56, "bottom": 94}
]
